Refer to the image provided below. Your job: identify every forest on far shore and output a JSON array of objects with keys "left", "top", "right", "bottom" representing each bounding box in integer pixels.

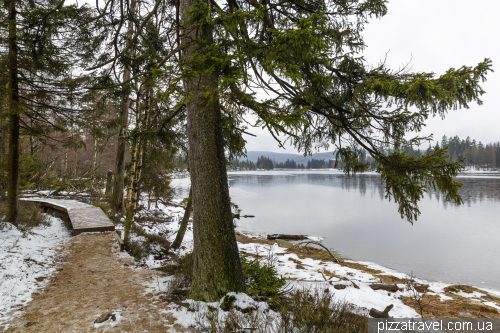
[{"left": 229, "top": 135, "right": 500, "bottom": 171}]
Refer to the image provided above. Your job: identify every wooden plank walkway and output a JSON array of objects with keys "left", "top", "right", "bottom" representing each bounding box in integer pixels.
[{"left": 21, "top": 198, "right": 115, "bottom": 236}]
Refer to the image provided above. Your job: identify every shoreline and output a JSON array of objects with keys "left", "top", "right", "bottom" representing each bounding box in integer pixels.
[{"left": 231, "top": 230, "right": 500, "bottom": 318}]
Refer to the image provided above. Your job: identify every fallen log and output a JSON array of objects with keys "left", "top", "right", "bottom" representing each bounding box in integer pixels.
[
  {"left": 267, "top": 234, "right": 308, "bottom": 240},
  {"left": 369, "top": 283, "right": 400, "bottom": 292},
  {"left": 369, "top": 304, "right": 393, "bottom": 318}
]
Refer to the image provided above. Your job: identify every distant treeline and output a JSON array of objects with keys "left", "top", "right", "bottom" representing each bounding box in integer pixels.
[{"left": 228, "top": 136, "right": 500, "bottom": 171}]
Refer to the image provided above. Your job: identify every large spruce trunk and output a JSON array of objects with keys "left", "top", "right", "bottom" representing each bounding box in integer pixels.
[
  {"left": 181, "top": 0, "right": 245, "bottom": 301},
  {"left": 5, "top": 0, "right": 20, "bottom": 222}
]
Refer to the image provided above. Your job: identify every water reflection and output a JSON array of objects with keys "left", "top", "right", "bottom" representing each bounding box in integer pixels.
[{"left": 228, "top": 172, "right": 500, "bottom": 208}]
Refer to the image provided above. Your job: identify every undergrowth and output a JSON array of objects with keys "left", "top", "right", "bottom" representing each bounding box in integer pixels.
[
  {"left": 0, "top": 200, "right": 50, "bottom": 233},
  {"left": 160, "top": 251, "right": 367, "bottom": 333},
  {"left": 194, "top": 289, "right": 367, "bottom": 333}
]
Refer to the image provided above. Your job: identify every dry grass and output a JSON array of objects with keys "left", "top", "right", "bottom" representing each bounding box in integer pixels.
[
  {"left": 400, "top": 294, "right": 500, "bottom": 318},
  {"left": 235, "top": 232, "right": 273, "bottom": 245},
  {"left": 195, "top": 288, "right": 368, "bottom": 333}
]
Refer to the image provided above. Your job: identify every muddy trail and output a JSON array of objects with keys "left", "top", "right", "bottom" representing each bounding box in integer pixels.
[{"left": 4, "top": 233, "right": 190, "bottom": 332}]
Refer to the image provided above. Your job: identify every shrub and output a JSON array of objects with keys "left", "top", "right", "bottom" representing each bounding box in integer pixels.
[
  {"left": 0, "top": 200, "right": 50, "bottom": 233},
  {"left": 277, "top": 288, "right": 367, "bottom": 333},
  {"left": 161, "top": 253, "right": 194, "bottom": 301},
  {"left": 124, "top": 225, "right": 171, "bottom": 261},
  {"left": 195, "top": 288, "right": 368, "bottom": 333},
  {"left": 240, "top": 255, "right": 286, "bottom": 305}
]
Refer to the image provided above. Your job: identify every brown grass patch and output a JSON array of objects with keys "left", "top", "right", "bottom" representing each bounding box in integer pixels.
[
  {"left": 340, "top": 261, "right": 383, "bottom": 275},
  {"left": 401, "top": 294, "right": 500, "bottom": 318},
  {"left": 235, "top": 232, "right": 273, "bottom": 245},
  {"left": 374, "top": 274, "right": 407, "bottom": 284}
]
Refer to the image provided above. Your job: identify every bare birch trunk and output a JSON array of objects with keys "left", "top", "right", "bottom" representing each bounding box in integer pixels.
[
  {"left": 124, "top": 82, "right": 149, "bottom": 243},
  {"left": 112, "top": 0, "right": 136, "bottom": 216}
]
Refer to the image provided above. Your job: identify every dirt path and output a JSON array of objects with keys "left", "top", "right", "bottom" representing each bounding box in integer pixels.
[{"left": 5, "top": 233, "right": 187, "bottom": 332}]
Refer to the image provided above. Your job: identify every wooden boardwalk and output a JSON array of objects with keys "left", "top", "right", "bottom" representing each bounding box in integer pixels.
[{"left": 21, "top": 198, "right": 115, "bottom": 236}]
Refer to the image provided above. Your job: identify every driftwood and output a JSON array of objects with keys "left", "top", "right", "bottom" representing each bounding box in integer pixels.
[
  {"left": 369, "top": 304, "right": 393, "bottom": 318},
  {"left": 369, "top": 283, "right": 400, "bottom": 292},
  {"left": 268, "top": 234, "right": 308, "bottom": 240}
]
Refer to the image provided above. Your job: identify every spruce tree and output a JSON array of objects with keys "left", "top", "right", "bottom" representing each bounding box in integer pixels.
[{"left": 0, "top": 0, "right": 97, "bottom": 222}]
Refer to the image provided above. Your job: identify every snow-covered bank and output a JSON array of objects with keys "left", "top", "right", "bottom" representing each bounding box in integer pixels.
[
  {"left": 131, "top": 179, "right": 500, "bottom": 326},
  {"left": 0, "top": 216, "right": 71, "bottom": 328}
]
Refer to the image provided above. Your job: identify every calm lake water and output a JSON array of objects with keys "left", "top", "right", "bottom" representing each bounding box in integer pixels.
[{"left": 174, "top": 171, "right": 500, "bottom": 290}]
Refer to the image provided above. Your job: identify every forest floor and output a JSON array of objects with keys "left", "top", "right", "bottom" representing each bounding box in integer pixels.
[{"left": 2, "top": 232, "right": 195, "bottom": 333}]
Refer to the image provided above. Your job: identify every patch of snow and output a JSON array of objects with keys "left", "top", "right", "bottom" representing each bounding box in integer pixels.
[
  {"left": 452, "top": 290, "right": 486, "bottom": 299},
  {"left": 0, "top": 216, "right": 71, "bottom": 328}
]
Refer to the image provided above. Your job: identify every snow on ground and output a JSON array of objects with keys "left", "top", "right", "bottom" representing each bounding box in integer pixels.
[
  {"left": 0, "top": 216, "right": 71, "bottom": 327},
  {"left": 136, "top": 177, "right": 500, "bottom": 327}
]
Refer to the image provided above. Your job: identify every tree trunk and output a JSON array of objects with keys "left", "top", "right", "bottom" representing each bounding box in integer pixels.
[
  {"left": 125, "top": 89, "right": 140, "bottom": 211},
  {"left": 105, "top": 170, "right": 114, "bottom": 195},
  {"left": 5, "top": 0, "right": 20, "bottom": 223},
  {"left": 112, "top": 0, "right": 136, "bottom": 216},
  {"left": 171, "top": 185, "right": 192, "bottom": 250},
  {"left": 181, "top": 0, "right": 245, "bottom": 301},
  {"left": 124, "top": 81, "right": 149, "bottom": 243},
  {"left": 90, "top": 136, "right": 98, "bottom": 190},
  {"left": 63, "top": 151, "right": 68, "bottom": 181}
]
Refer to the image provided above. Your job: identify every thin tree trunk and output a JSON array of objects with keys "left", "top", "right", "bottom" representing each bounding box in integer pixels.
[
  {"left": 63, "top": 151, "right": 68, "bottom": 181},
  {"left": 171, "top": 185, "right": 192, "bottom": 250},
  {"left": 132, "top": 83, "right": 148, "bottom": 210},
  {"left": 124, "top": 81, "right": 149, "bottom": 243},
  {"left": 90, "top": 136, "right": 98, "bottom": 190},
  {"left": 5, "top": 0, "right": 20, "bottom": 223},
  {"left": 112, "top": 0, "right": 136, "bottom": 216},
  {"left": 181, "top": 0, "right": 245, "bottom": 301},
  {"left": 105, "top": 170, "right": 114, "bottom": 195},
  {"left": 125, "top": 88, "right": 141, "bottom": 210}
]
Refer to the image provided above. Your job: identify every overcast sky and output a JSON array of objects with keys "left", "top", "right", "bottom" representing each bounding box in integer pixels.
[{"left": 243, "top": 0, "right": 500, "bottom": 153}]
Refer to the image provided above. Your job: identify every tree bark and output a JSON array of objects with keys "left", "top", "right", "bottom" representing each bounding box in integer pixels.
[
  {"left": 5, "top": 0, "right": 20, "bottom": 223},
  {"left": 171, "top": 185, "right": 192, "bottom": 250},
  {"left": 112, "top": 0, "right": 136, "bottom": 216},
  {"left": 124, "top": 81, "right": 148, "bottom": 244},
  {"left": 181, "top": 0, "right": 245, "bottom": 301},
  {"left": 125, "top": 87, "right": 141, "bottom": 211},
  {"left": 105, "top": 170, "right": 114, "bottom": 195},
  {"left": 90, "top": 136, "right": 98, "bottom": 190}
]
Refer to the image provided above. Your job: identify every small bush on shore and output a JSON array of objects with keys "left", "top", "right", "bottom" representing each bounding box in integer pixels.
[
  {"left": 161, "top": 253, "right": 193, "bottom": 301},
  {"left": 241, "top": 255, "right": 286, "bottom": 306},
  {"left": 125, "top": 225, "right": 171, "bottom": 261}
]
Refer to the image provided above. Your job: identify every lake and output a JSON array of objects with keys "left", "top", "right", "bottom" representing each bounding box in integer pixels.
[{"left": 173, "top": 170, "right": 500, "bottom": 290}]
